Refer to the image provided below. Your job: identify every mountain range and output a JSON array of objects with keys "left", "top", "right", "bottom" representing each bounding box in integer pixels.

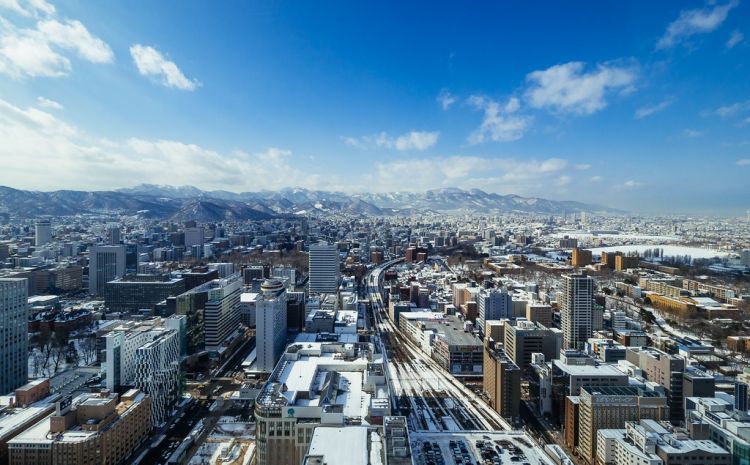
[{"left": 0, "top": 184, "right": 622, "bottom": 220}]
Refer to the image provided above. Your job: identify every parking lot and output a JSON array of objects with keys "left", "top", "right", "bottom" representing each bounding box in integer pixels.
[{"left": 411, "top": 432, "right": 555, "bottom": 465}]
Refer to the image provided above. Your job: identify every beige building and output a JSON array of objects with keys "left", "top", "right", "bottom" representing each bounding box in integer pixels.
[
  {"left": 8, "top": 389, "right": 151, "bottom": 465},
  {"left": 578, "top": 386, "right": 669, "bottom": 465},
  {"left": 504, "top": 320, "right": 562, "bottom": 372},
  {"left": 483, "top": 342, "right": 521, "bottom": 419}
]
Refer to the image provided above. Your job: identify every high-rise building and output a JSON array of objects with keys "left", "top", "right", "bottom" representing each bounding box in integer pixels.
[
  {"left": 483, "top": 342, "right": 521, "bottom": 419},
  {"left": 561, "top": 272, "right": 594, "bottom": 350},
  {"left": 88, "top": 245, "right": 126, "bottom": 295},
  {"left": 736, "top": 382, "right": 748, "bottom": 412},
  {"left": 103, "top": 274, "right": 186, "bottom": 313},
  {"left": 0, "top": 278, "right": 28, "bottom": 393},
  {"left": 203, "top": 275, "right": 242, "bottom": 349},
  {"left": 184, "top": 226, "right": 205, "bottom": 249},
  {"left": 477, "top": 288, "right": 512, "bottom": 332},
  {"left": 106, "top": 223, "right": 121, "bottom": 245},
  {"left": 34, "top": 219, "right": 52, "bottom": 247},
  {"left": 625, "top": 347, "right": 686, "bottom": 424},
  {"left": 134, "top": 328, "right": 180, "bottom": 426},
  {"left": 577, "top": 386, "right": 669, "bottom": 464},
  {"left": 504, "top": 320, "right": 562, "bottom": 372},
  {"left": 308, "top": 243, "right": 340, "bottom": 295},
  {"left": 256, "top": 279, "right": 288, "bottom": 372},
  {"left": 243, "top": 265, "right": 265, "bottom": 284}
]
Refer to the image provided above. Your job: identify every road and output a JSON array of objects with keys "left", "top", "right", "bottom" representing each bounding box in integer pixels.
[{"left": 366, "top": 259, "right": 512, "bottom": 433}]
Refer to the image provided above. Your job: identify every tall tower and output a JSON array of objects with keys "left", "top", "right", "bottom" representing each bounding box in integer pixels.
[
  {"left": 89, "top": 245, "right": 126, "bottom": 295},
  {"left": 106, "top": 223, "right": 121, "bottom": 245},
  {"left": 0, "top": 278, "right": 28, "bottom": 393},
  {"left": 560, "top": 272, "right": 594, "bottom": 350},
  {"left": 34, "top": 218, "right": 52, "bottom": 247},
  {"left": 308, "top": 243, "right": 340, "bottom": 295},
  {"left": 256, "top": 279, "right": 288, "bottom": 372}
]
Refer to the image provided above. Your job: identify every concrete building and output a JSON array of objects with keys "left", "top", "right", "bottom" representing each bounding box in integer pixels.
[
  {"left": 685, "top": 396, "right": 750, "bottom": 465},
  {"left": 626, "top": 347, "right": 685, "bottom": 424},
  {"left": 184, "top": 226, "right": 205, "bottom": 249},
  {"left": 504, "top": 320, "right": 562, "bottom": 372},
  {"left": 203, "top": 274, "right": 242, "bottom": 349},
  {"left": 308, "top": 243, "right": 340, "bottom": 295},
  {"left": 104, "top": 274, "right": 186, "bottom": 313},
  {"left": 477, "top": 288, "right": 512, "bottom": 333},
  {"left": 8, "top": 390, "right": 151, "bottom": 465},
  {"left": 256, "top": 279, "right": 288, "bottom": 372},
  {"left": 561, "top": 272, "right": 594, "bottom": 350},
  {"left": 88, "top": 245, "right": 126, "bottom": 296},
  {"left": 106, "top": 223, "right": 121, "bottom": 245},
  {"left": 484, "top": 342, "right": 521, "bottom": 419},
  {"left": 578, "top": 386, "right": 669, "bottom": 464},
  {"left": 240, "top": 292, "right": 258, "bottom": 327},
  {"left": 572, "top": 248, "right": 593, "bottom": 267},
  {"left": 254, "top": 340, "right": 389, "bottom": 465},
  {"left": 34, "top": 219, "right": 52, "bottom": 247},
  {"left": 597, "top": 420, "right": 730, "bottom": 465},
  {"left": 0, "top": 381, "right": 57, "bottom": 464},
  {"left": 134, "top": 328, "right": 180, "bottom": 426},
  {"left": 0, "top": 278, "right": 28, "bottom": 394},
  {"left": 526, "top": 302, "right": 553, "bottom": 328}
]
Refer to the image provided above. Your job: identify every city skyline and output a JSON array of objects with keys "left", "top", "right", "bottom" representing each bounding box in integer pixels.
[{"left": 1, "top": 0, "right": 749, "bottom": 214}]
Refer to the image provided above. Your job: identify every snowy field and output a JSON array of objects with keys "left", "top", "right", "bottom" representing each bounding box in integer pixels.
[{"left": 589, "top": 244, "right": 731, "bottom": 260}]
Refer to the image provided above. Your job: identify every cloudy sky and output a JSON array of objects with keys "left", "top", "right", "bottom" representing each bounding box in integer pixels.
[{"left": 0, "top": 0, "right": 749, "bottom": 214}]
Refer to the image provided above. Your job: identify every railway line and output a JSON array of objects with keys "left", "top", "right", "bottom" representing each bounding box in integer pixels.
[{"left": 367, "top": 260, "right": 511, "bottom": 433}]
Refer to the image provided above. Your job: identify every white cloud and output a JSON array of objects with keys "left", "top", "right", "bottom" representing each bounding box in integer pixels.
[
  {"left": 368, "top": 156, "right": 569, "bottom": 194},
  {"left": 0, "top": 97, "right": 326, "bottom": 191},
  {"left": 467, "top": 95, "right": 531, "bottom": 144},
  {"left": 129, "top": 44, "right": 199, "bottom": 91},
  {"left": 437, "top": 89, "right": 457, "bottom": 110},
  {"left": 737, "top": 159, "right": 750, "bottom": 166},
  {"left": 713, "top": 100, "right": 750, "bottom": 118},
  {"left": 634, "top": 99, "right": 673, "bottom": 119},
  {"left": 657, "top": 1, "right": 738, "bottom": 49},
  {"left": 0, "top": 0, "right": 55, "bottom": 17},
  {"left": 590, "top": 175, "right": 604, "bottom": 182},
  {"left": 727, "top": 30, "right": 744, "bottom": 49},
  {"left": 0, "top": 16, "right": 113, "bottom": 78},
  {"left": 525, "top": 61, "right": 637, "bottom": 115},
  {"left": 683, "top": 129, "right": 703, "bottom": 138},
  {"left": 617, "top": 180, "right": 643, "bottom": 190},
  {"left": 574, "top": 163, "right": 591, "bottom": 170},
  {"left": 36, "top": 96, "right": 62, "bottom": 109},
  {"left": 343, "top": 130, "right": 439, "bottom": 151}
]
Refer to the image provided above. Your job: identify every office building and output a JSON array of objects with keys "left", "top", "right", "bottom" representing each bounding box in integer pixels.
[
  {"left": 526, "top": 302, "right": 553, "bottom": 327},
  {"left": 104, "top": 274, "right": 185, "bottom": 313},
  {"left": 88, "top": 245, "right": 126, "bottom": 295},
  {"left": 736, "top": 382, "right": 748, "bottom": 412},
  {"left": 8, "top": 390, "right": 151, "bottom": 465},
  {"left": 256, "top": 279, "right": 288, "bottom": 372},
  {"left": 561, "top": 272, "right": 594, "bottom": 350},
  {"left": 243, "top": 265, "right": 266, "bottom": 284},
  {"left": 504, "top": 320, "right": 562, "bottom": 372},
  {"left": 34, "top": 219, "right": 52, "bottom": 247},
  {"left": 106, "top": 223, "right": 121, "bottom": 245},
  {"left": 626, "top": 347, "right": 685, "bottom": 424},
  {"left": 0, "top": 381, "right": 57, "bottom": 464},
  {"left": 477, "top": 288, "right": 512, "bottom": 332},
  {"left": 685, "top": 396, "right": 750, "bottom": 465},
  {"left": 203, "top": 274, "right": 242, "bottom": 349},
  {"left": 240, "top": 292, "right": 258, "bottom": 327},
  {"left": 134, "top": 328, "right": 180, "bottom": 426},
  {"left": 184, "top": 226, "right": 205, "bottom": 249},
  {"left": 0, "top": 278, "right": 28, "bottom": 393},
  {"left": 484, "top": 342, "right": 521, "bottom": 419},
  {"left": 597, "top": 420, "right": 730, "bottom": 465},
  {"left": 272, "top": 265, "right": 297, "bottom": 285},
  {"left": 308, "top": 243, "right": 340, "bottom": 295},
  {"left": 254, "top": 340, "right": 388, "bottom": 465},
  {"left": 578, "top": 386, "right": 669, "bottom": 464}
]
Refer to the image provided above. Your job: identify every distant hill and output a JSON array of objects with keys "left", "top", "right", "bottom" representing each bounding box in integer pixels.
[{"left": 0, "top": 184, "right": 623, "bottom": 219}]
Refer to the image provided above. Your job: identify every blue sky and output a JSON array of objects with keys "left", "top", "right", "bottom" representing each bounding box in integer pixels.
[{"left": 0, "top": 0, "right": 748, "bottom": 214}]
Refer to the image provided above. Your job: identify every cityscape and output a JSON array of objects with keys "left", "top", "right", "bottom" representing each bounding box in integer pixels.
[{"left": 1, "top": 2, "right": 750, "bottom": 465}]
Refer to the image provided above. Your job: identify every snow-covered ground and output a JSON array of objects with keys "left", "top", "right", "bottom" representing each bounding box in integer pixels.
[{"left": 589, "top": 244, "right": 730, "bottom": 260}]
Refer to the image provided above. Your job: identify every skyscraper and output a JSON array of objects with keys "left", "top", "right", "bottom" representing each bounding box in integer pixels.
[
  {"left": 256, "top": 279, "right": 288, "bottom": 372},
  {"left": 34, "top": 218, "right": 52, "bottom": 247},
  {"left": 134, "top": 328, "right": 180, "bottom": 426},
  {"left": 184, "top": 226, "right": 205, "bottom": 249},
  {"left": 0, "top": 278, "right": 28, "bottom": 393},
  {"left": 88, "top": 245, "right": 126, "bottom": 295},
  {"left": 106, "top": 223, "right": 121, "bottom": 245},
  {"left": 203, "top": 274, "right": 242, "bottom": 349},
  {"left": 561, "top": 272, "right": 594, "bottom": 350},
  {"left": 308, "top": 243, "right": 340, "bottom": 294}
]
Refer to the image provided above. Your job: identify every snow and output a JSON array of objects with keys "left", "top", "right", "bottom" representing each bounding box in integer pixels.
[{"left": 589, "top": 245, "right": 730, "bottom": 260}]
